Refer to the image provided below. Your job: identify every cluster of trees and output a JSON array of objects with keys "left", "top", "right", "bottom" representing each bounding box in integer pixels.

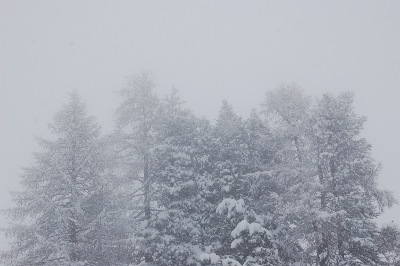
[{"left": 1, "top": 73, "right": 399, "bottom": 265}]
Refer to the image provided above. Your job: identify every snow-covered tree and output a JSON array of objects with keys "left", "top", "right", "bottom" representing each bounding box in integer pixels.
[
  {"left": 309, "top": 92, "right": 396, "bottom": 265},
  {"left": 2, "top": 93, "right": 118, "bottom": 266},
  {"left": 262, "top": 85, "right": 318, "bottom": 264},
  {"left": 376, "top": 223, "right": 400, "bottom": 265},
  {"left": 212, "top": 100, "right": 249, "bottom": 201},
  {"left": 140, "top": 89, "right": 225, "bottom": 265},
  {"left": 113, "top": 72, "right": 162, "bottom": 264},
  {"left": 2, "top": 77, "right": 397, "bottom": 266},
  {"left": 212, "top": 102, "right": 285, "bottom": 265},
  {"left": 264, "top": 83, "right": 311, "bottom": 163},
  {"left": 115, "top": 72, "right": 160, "bottom": 220},
  {"left": 134, "top": 89, "right": 200, "bottom": 265}
]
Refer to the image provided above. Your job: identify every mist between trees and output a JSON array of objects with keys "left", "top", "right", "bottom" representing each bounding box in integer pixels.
[{"left": 1, "top": 72, "right": 399, "bottom": 266}]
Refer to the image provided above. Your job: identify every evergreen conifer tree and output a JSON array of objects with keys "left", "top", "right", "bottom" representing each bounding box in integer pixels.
[{"left": 2, "top": 93, "right": 117, "bottom": 266}]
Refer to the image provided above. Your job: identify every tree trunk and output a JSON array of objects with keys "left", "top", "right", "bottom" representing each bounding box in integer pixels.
[
  {"left": 144, "top": 155, "right": 151, "bottom": 220},
  {"left": 318, "top": 161, "right": 328, "bottom": 266},
  {"left": 294, "top": 136, "right": 302, "bottom": 162}
]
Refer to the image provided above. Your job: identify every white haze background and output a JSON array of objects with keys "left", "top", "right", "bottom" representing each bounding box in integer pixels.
[{"left": 1, "top": 0, "right": 399, "bottom": 255}]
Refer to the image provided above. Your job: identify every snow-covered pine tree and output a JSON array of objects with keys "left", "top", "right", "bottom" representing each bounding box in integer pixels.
[
  {"left": 139, "top": 89, "right": 213, "bottom": 265},
  {"left": 1, "top": 93, "right": 117, "bottom": 266},
  {"left": 211, "top": 101, "right": 249, "bottom": 259},
  {"left": 376, "top": 223, "right": 400, "bottom": 265},
  {"left": 212, "top": 102, "right": 283, "bottom": 265},
  {"left": 212, "top": 100, "right": 248, "bottom": 204},
  {"left": 114, "top": 72, "right": 162, "bottom": 264},
  {"left": 309, "top": 92, "right": 396, "bottom": 265},
  {"left": 243, "top": 109, "right": 274, "bottom": 173},
  {"left": 264, "top": 83, "right": 311, "bottom": 163},
  {"left": 263, "top": 85, "right": 318, "bottom": 264}
]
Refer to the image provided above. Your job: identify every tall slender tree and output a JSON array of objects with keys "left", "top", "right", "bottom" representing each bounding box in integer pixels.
[
  {"left": 114, "top": 72, "right": 161, "bottom": 263},
  {"left": 262, "top": 85, "right": 316, "bottom": 264},
  {"left": 2, "top": 93, "right": 116, "bottom": 266}
]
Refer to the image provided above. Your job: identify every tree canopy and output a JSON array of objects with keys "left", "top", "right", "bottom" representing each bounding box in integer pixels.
[{"left": 2, "top": 77, "right": 398, "bottom": 266}]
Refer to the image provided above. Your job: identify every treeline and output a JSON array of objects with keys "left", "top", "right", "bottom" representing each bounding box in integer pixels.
[{"left": 2, "top": 73, "right": 399, "bottom": 265}]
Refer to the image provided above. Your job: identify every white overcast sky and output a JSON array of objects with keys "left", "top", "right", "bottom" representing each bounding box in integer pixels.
[{"left": 1, "top": 0, "right": 399, "bottom": 252}]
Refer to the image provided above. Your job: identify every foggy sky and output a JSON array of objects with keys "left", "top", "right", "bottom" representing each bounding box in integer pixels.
[{"left": 1, "top": 0, "right": 400, "bottom": 252}]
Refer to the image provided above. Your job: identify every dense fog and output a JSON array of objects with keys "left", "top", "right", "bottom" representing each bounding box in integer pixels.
[{"left": 1, "top": 1, "right": 400, "bottom": 265}]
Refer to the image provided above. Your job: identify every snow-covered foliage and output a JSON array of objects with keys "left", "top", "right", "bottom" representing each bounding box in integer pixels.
[
  {"left": 2, "top": 93, "right": 124, "bottom": 265},
  {"left": 217, "top": 198, "right": 246, "bottom": 218},
  {"left": 2, "top": 80, "right": 397, "bottom": 266}
]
